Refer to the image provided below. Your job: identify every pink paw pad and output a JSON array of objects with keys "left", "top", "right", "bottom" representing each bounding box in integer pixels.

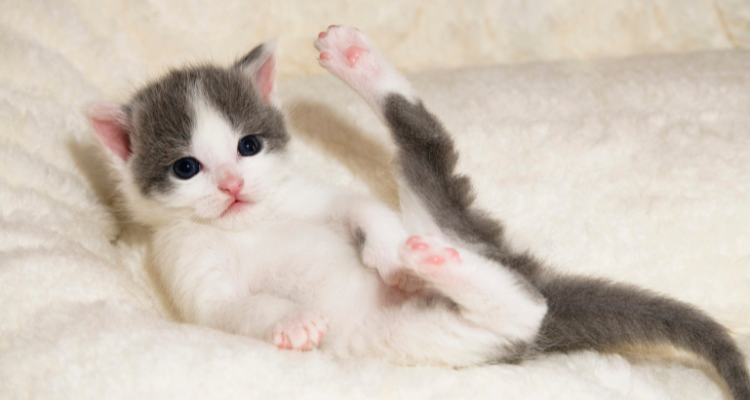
[
  {"left": 344, "top": 46, "right": 368, "bottom": 67},
  {"left": 319, "top": 52, "right": 333, "bottom": 61},
  {"left": 427, "top": 255, "right": 446, "bottom": 265},
  {"left": 404, "top": 236, "right": 462, "bottom": 268},
  {"left": 400, "top": 236, "right": 466, "bottom": 288},
  {"left": 406, "top": 236, "right": 422, "bottom": 246},
  {"left": 406, "top": 236, "right": 428, "bottom": 250},
  {"left": 424, "top": 249, "right": 460, "bottom": 265}
]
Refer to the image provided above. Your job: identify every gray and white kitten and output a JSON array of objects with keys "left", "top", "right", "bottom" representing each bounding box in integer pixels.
[{"left": 87, "top": 26, "right": 750, "bottom": 399}]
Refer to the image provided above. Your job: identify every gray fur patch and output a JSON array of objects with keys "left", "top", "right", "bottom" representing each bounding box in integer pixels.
[
  {"left": 384, "top": 96, "right": 512, "bottom": 256},
  {"left": 127, "top": 69, "right": 195, "bottom": 195},
  {"left": 353, "top": 227, "right": 366, "bottom": 254},
  {"left": 126, "top": 64, "right": 289, "bottom": 196},
  {"left": 490, "top": 340, "right": 532, "bottom": 364},
  {"left": 200, "top": 68, "right": 289, "bottom": 153}
]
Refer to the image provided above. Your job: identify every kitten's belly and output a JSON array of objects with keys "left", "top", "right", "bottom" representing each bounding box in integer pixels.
[{"left": 232, "top": 221, "right": 383, "bottom": 322}]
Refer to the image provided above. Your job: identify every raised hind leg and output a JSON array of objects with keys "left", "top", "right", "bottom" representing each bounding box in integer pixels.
[
  {"left": 335, "top": 236, "right": 545, "bottom": 366},
  {"left": 399, "top": 235, "right": 546, "bottom": 343}
]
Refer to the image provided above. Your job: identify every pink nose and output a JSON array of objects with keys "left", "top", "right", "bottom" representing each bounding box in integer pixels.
[{"left": 219, "top": 175, "right": 244, "bottom": 197}]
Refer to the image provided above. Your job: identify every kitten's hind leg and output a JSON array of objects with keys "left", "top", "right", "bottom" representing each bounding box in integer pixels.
[
  {"left": 338, "top": 238, "right": 545, "bottom": 366},
  {"left": 399, "top": 236, "right": 547, "bottom": 344}
]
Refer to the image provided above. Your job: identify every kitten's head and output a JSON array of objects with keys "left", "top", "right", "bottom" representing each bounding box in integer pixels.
[{"left": 88, "top": 41, "right": 290, "bottom": 230}]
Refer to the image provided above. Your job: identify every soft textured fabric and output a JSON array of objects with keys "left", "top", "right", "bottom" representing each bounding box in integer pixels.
[
  {"left": 1, "top": 1, "right": 749, "bottom": 399},
  {"left": 2, "top": 0, "right": 750, "bottom": 87}
]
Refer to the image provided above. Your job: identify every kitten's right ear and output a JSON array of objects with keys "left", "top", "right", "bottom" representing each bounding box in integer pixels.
[
  {"left": 86, "top": 102, "right": 132, "bottom": 163},
  {"left": 234, "top": 40, "right": 280, "bottom": 107}
]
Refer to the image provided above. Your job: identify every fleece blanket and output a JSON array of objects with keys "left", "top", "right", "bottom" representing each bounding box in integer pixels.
[
  {"left": 2, "top": 0, "right": 750, "bottom": 86},
  {"left": 2, "top": 3, "right": 750, "bottom": 400}
]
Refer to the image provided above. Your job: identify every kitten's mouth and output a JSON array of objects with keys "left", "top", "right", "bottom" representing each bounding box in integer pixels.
[{"left": 221, "top": 199, "right": 251, "bottom": 217}]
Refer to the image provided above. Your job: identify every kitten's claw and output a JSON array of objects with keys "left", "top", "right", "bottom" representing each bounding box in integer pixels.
[{"left": 272, "top": 311, "right": 328, "bottom": 351}]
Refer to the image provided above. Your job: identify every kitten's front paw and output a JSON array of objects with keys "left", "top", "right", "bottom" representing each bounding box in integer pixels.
[
  {"left": 315, "top": 25, "right": 376, "bottom": 70},
  {"left": 272, "top": 311, "right": 328, "bottom": 351},
  {"left": 314, "top": 25, "right": 415, "bottom": 108},
  {"left": 314, "top": 26, "right": 395, "bottom": 98}
]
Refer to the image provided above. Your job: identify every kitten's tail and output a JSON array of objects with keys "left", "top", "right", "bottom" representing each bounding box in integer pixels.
[
  {"left": 382, "top": 93, "right": 750, "bottom": 400},
  {"left": 535, "top": 274, "right": 750, "bottom": 400}
]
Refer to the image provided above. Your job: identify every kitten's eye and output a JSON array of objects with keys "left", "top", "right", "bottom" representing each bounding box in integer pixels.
[
  {"left": 173, "top": 157, "right": 201, "bottom": 179},
  {"left": 238, "top": 135, "right": 262, "bottom": 157}
]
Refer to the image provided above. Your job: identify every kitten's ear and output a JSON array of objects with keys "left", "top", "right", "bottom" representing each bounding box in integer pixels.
[
  {"left": 86, "top": 102, "right": 132, "bottom": 163},
  {"left": 234, "top": 40, "right": 280, "bottom": 107}
]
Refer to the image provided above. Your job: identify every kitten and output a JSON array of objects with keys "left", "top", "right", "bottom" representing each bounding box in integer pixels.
[{"left": 87, "top": 26, "right": 750, "bottom": 399}]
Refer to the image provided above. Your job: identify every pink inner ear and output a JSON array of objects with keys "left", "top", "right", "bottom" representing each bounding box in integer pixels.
[
  {"left": 255, "top": 55, "right": 276, "bottom": 104},
  {"left": 87, "top": 104, "right": 131, "bottom": 162}
]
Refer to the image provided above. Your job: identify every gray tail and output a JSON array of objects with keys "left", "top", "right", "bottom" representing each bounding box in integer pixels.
[
  {"left": 382, "top": 93, "right": 750, "bottom": 400},
  {"left": 536, "top": 275, "right": 750, "bottom": 400}
]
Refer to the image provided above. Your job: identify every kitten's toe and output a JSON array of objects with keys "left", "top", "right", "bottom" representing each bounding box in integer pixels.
[
  {"left": 272, "top": 311, "right": 328, "bottom": 351},
  {"left": 399, "top": 236, "right": 463, "bottom": 286}
]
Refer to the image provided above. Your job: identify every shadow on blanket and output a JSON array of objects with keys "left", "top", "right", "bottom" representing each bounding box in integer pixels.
[{"left": 287, "top": 100, "right": 399, "bottom": 208}]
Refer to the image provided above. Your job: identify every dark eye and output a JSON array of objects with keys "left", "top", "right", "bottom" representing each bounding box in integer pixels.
[
  {"left": 173, "top": 157, "right": 201, "bottom": 179},
  {"left": 238, "top": 135, "right": 262, "bottom": 157}
]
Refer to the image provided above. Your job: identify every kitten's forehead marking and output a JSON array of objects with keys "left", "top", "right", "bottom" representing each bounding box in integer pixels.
[
  {"left": 129, "top": 72, "right": 194, "bottom": 196},
  {"left": 191, "top": 93, "right": 240, "bottom": 170}
]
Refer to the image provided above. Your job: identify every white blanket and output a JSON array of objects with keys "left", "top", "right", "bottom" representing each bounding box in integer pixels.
[{"left": 1, "top": 3, "right": 749, "bottom": 399}]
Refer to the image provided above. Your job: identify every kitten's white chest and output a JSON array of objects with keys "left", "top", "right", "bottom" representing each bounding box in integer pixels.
[{"left": 155, "top": 219, "right": 375, "bottom": 308}]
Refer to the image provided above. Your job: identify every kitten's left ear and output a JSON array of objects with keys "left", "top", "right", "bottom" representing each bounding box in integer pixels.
[
  {"left": 234, "top": 40, "right": 280, "bottom": 108},
  {"left": 86, "top": 102, "right": 132, "bottom": 165}
]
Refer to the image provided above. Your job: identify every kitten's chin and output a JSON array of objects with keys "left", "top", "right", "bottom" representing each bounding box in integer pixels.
[{"left": 207, "top": 201, "right": 261, "bottom": 231}]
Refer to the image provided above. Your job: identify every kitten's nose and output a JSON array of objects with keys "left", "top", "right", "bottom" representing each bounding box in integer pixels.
[{"left": 219, "top": 175, "right": 244, "bottom": 198}]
